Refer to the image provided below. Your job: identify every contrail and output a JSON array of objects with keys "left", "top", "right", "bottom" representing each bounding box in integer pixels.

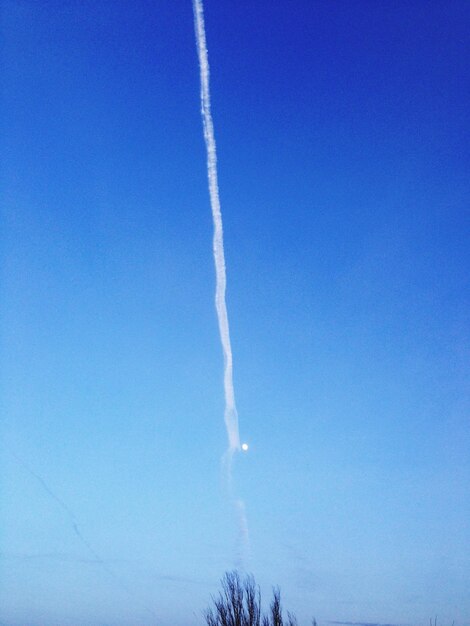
[
  {"left": 6, "top": 450, "right": 158, "bottom": 622},
  {"left": 192, "top": 0, "right": 241, "bottom": 458},
  {"left": 9, "top": 451, "right": 123, "bottom": 578},
  {"left": 192, "top": 0, "right": 250, "bottom": 570},
  {"left": 234, "top": 498, "right": 250, "bottom": 570}
]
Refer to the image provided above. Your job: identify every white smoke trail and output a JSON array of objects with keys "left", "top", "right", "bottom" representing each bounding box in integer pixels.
[
  {"left": 192, "top": 0, "right": 250, "bottom": 568},
  {"left": 234, "top": 498, "right": 250, "bottom": 570},
  {"left": 192, "top": 0, "right": 241, "bottom": 457}
]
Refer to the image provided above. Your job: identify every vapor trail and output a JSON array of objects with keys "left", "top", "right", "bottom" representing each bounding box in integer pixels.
[
  {"left": 7, "top": 450, "right": 158, "bottom": 622},
  {"left": 234, "top": 498, "right": 250, "bottom": 570},
  {"left": 10, "top": 452, "right": 118, "bottom": 574},
  {"left": 192, "top": 0, "right": 240, "bottom": 457}
]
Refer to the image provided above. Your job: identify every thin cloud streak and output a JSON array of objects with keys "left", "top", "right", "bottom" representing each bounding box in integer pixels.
[
  {"left": 192, "top": 0, "right": 240, "bottom": 456},
  {"left": 0, "top": 552, "right": 125, "bottom": 565},
  {"left": 234, "top": 498, "right": 250, "bottom": 570},
  {"left": 329, "top": 621, "right": 408, "bottom": 626},
  {"left": 7, "top": 450, "right": 158, "bottom": 622},
  {"left": 192, "top": 0, "right": 249, "bottom": 569}
]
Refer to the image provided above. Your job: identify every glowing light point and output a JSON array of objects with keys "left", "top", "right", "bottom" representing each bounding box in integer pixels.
[{"left": 241, "top": 443, "right": 249, "bottom": 452}]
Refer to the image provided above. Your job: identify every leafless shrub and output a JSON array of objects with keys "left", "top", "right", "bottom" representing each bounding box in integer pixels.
[{"left": 204, "top": 572, "right": 301, "bottom": 626}]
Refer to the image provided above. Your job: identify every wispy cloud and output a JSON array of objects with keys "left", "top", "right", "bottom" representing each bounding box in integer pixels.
[
  {"left": 149, "top": 573, "right": 209, "bottom": 587},
  {"left": 0, "top": 551, "right": 127, "bottom": 565},
  {"left": 327, "top": 620, "right": 407, "bottom": 626}
]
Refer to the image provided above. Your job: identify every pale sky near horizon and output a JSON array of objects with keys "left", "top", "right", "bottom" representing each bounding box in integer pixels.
[{"left": 1, "top": 1, "right": 469, "bottom": 625}]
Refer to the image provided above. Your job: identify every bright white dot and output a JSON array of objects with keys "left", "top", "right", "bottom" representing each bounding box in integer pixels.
[{"left": 241, "top": 443, "right": 249, "bottom": 452}]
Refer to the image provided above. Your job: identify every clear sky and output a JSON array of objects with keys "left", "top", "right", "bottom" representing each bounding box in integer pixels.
[{"left": 1, "top": 1, "right": 469, "bottom": 625}]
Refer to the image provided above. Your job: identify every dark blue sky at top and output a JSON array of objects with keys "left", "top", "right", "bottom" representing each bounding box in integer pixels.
[{"left": 1, "top": 2, "right": 469, "bottom": 625}]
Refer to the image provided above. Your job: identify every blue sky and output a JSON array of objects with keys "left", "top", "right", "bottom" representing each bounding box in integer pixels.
[{"left": 1, "top": 1, "right": 469, "bottom": 625}]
